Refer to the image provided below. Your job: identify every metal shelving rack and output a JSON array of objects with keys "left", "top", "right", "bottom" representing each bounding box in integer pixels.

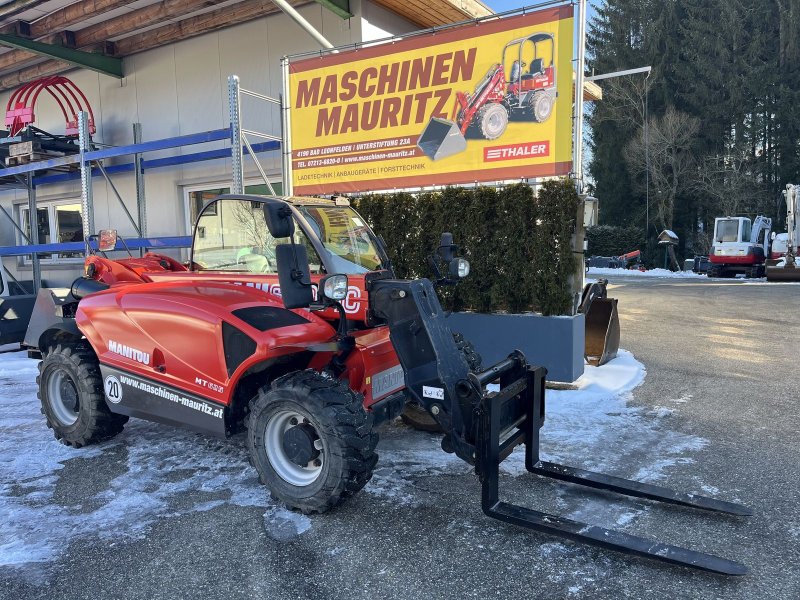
[{"left": 0, "top": 75, "right": 282, "bottom": 294}]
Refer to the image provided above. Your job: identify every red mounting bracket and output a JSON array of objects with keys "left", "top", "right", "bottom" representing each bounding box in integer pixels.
[{"left": 5, "top": 75, "right": 96, "bottom": 137}]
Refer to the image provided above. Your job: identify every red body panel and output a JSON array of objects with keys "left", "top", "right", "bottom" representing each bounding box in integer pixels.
[
  {"left": 708, "top": 254, "right": 761, "bottom": 265},
  {"left": 507, "top": 65, "right": 555, "bottom": 95},
  {"left": 76, "top": 277, "right": 399, "bottom": 410},
  {"left": 86, "top": 253, "right": 187, "bottom": 285},
  {"left": 143, "top": 271, "right": 371, "bottom": 323},
  {"left": 76, "top": 281, "right": 336, "bottom": 405}
]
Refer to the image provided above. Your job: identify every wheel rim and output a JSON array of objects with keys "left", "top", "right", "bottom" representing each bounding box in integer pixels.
[
  {"left": 484, "top": 108, "right": 506, "bottom": 138},
  {"left": 47, "top": 369, "right": 80, "bottom": 426},
  {"left": 265, "top": 410, "right": 324, "bottom": 487},
  {"left": 535, "top": 95, "right": 553, "bottom": 121}
]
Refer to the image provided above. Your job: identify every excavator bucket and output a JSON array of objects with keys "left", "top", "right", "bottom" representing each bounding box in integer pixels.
[
  {"left": 417, "top": 117, "right": 467, "bottom": 161},
  {"left": 766, "top": 266, "right": 800, "bottom": 281},
  {"left": 585, "top": 298, "right": 620, "bottom": 366},
  {"left": 580, "top": 279, "right": 620, "bottom": 367},
  {"left": 766, "top": 260, "right": 800, "bottom": 282}
]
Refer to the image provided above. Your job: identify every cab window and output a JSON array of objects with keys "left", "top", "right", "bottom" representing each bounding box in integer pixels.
[{"left": 192, "top": 199, "right": 323, "bottom": 274}]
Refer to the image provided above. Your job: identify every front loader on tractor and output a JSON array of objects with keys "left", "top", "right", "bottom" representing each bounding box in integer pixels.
[
  {"left": 417, "top": 32, "right": 557, "bottom": 161},
  {"left": 24, "top": 194, "right": 749, "bottom": 575}
]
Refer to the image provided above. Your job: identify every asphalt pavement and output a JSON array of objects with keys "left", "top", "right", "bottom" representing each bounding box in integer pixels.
[{"left": 1, "top": 276, "right": 799, "bottom": 599}]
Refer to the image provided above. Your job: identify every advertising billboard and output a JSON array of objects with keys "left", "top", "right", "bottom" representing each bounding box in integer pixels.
[{"left": 284, "top": 5, "right": 574, "bottom": 195}]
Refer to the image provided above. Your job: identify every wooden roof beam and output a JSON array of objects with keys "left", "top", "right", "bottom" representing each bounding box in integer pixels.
[
  {"left": 1, "top": 0, "right": 133, "bottom": 38},
  {"left": 0, "top": 0, "right": 52, "bottom": 21},
  {"left": 112, "top": 0, "right": 288, "bottom": 56},
  {"left": 0, "top": 0, "right": 249, "bottom": 74},
  {"left": 0, "top": 0, "right": 303, "bottom": 90}
]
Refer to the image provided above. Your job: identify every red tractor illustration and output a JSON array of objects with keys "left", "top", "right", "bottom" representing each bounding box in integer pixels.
[{"left": 418, "top": 32, "right": 557, "bottom": 161}]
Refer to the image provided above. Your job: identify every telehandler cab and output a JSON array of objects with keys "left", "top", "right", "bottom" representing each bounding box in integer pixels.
[{"left": 24, "top": 194, "right": 749, "bottom": 575}]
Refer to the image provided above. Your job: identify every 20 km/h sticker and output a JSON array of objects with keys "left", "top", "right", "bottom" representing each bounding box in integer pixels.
[{"left": 104, "top": 375, "right": 123, "bottom": 404}]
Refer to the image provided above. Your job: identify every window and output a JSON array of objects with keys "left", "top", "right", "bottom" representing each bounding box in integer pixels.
[
  {"left": 715, "top": 219, "right": 740, "bottom": 243},
  {"left": 193, "top": 198, "right": 321, "bottom": 274},
  {"left": 187, "top": 182, "right": 283, "bottom": 228},
  {"left": 296, "top": 205, "right": 385, "bottom": 273},
  {"left": 18, "top": 201, "right": 84, "bottom": 263},
  {"left": 741, "top": 219, "right": 752, "bottom": 243}
]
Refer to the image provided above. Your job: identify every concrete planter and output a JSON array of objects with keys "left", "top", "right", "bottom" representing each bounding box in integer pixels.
[{"left": 446, "top": 312, "right": 585, "bottom": 383}]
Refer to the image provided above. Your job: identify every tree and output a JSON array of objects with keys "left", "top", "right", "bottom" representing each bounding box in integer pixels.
[{"left": 625, "top": 107, "right": 699, "bottom": 269}]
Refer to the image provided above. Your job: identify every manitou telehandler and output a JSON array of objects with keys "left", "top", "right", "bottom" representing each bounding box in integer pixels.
[{"left": 24, "top": 194, "right": 749, "bottom": 574}]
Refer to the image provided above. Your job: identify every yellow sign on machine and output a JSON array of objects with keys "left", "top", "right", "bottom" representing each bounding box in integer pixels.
[{"left": 285, "top": 6, "right": 574, "bottom": 195}]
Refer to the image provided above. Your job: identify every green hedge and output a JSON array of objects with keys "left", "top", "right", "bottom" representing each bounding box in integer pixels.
[
  {"left": 586, "top": 225, "right": 645, "bottom": 257},
  {"left": 353, "top": 180, "right": 579, "bottom": 316}
]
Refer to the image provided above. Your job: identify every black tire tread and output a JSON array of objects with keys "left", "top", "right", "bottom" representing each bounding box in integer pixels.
[
  {"left": 246, "top": 370, "right": 378, "bottom": 514},
  {"left": 37, "top": 341, "right": 127, "bottom": 448}
]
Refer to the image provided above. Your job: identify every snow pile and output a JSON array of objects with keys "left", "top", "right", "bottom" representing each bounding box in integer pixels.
[{"left": 587, "top": 267, "right": 705, "bottom": 278}]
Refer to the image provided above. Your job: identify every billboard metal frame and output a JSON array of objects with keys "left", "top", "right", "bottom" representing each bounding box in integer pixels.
[{"left": 280, "top": 0, "right": 581, "bottom": 197}]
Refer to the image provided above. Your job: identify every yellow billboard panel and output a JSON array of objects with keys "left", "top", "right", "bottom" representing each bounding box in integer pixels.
[{"left": 286, "top": 6, "right": 574, "bottom": 195}]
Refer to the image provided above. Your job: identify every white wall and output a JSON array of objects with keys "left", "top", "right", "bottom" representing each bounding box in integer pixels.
[{"left": 0, "top": 0, "right": 415, "bottom": 286}]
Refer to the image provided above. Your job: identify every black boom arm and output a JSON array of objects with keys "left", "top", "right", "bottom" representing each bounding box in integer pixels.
[{"left": 368, "top": 275, "right": 750, "bottom": 576}]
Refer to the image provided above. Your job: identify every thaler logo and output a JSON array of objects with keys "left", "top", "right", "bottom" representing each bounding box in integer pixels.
[
  {"left": 483, "top": 141, "right": 550, "bottom": 162},
  {"left": 108, "top": 340, "right": 151, "bottom": 366}
]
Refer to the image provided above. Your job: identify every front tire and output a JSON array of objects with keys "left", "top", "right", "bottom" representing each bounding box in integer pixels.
[
  {"left": 476, "top": 103, "right": 508, "bottom": 140},
  {"left": 247, "top": 370, "right": 378, "bottom": 514},
  {"left": 528, "top": 90, "right": 556, "bottom": 123},
  {"left": 38, "top": 341, "right": 128, "bottom": 448}
]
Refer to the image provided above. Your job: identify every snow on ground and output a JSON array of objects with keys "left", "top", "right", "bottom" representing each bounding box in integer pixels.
[
  {"left": 0, "top": 348, "right": 712, "bottom": 573},
  {"left": 0, "top": 351, "right": 306, "bottom": 572},
  {"left": 366, "top": 350, "right": 710, "bottom": 536},
  {"left": 587, "top": 267, "right": 706, "bottom": 279}
]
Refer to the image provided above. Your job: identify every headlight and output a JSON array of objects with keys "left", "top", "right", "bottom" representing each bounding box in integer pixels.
[
  {"left": 322, "top": 274, "right": 348, "bottom": 301},
  {"left": 448, "top": 258, "right": 470, "bottom": 279}
]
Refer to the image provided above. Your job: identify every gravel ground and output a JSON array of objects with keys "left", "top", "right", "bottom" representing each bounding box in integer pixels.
[{"left": 1, "top": 276, "right": 798, "bottom": 599}]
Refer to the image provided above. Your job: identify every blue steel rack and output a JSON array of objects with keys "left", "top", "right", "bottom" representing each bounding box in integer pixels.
[{"left": 0, "top": 75, "right": 283, "bottom": 292}]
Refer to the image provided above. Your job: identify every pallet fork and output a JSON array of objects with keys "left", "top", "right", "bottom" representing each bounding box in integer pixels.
[{"left": 369, "top": 276, "right": 750, "bottom": 575}]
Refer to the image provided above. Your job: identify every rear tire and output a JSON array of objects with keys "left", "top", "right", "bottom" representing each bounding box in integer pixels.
[
  {"left": 400, "top": 332, "right": 483, "bottom": 432},
  {"left": 246, "top": 370, "right": 378, "bottom": 514},
  {"left": 37, "top": 341, "right": 128, "bottom": 448},
  {"left": 476, "top": 103, "right": 508, "bottom": 140}
]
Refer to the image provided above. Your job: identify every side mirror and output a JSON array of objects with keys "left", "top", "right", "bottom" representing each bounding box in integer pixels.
[
  {"left": 771, "top": 231, "right": 777, "bottom": 241},
  {"left": 263, "top": 201, "right": 295, "bottom": 238},
  {"left": 98, "top": 229, "right": 118, "bottom": 252},
  {"left": 438, "top": 232, "right": 455, "bottom": 262},
  {"left": 275, "top": 243, "right": 313, "bottom": 309}
]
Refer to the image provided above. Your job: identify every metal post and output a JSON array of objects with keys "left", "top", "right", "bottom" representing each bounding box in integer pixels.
[
  {"left": 96, "top": 162, "right": 141, "bottom": 235},
  {"left": 272, "top": 0, "right": 337, "bottom": 51},
  {"left": 134, "top": 122, "right": 146, "bottom": 255},
  {"left": 281, "top": 57, "right": 293, "bottom": 196},
  {"left": 78, "top": 110, "right": 94, "bottom": 246},
  {"left": 26, "top": 173, "right": 41, "bottom": 291},
  {"left": 573, "top": 0, "right": 587, "bottom": 192},
  {"left": 571, "top": 0, "right": 587, "bottom": 313},
  {"left": 228, "top": 75, "right": 244, "bottom": 195}
]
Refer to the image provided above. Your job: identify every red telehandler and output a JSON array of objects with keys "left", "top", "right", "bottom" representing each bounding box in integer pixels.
[{"left": 23, "top": 194, "right": 749, "bottom": 574}]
